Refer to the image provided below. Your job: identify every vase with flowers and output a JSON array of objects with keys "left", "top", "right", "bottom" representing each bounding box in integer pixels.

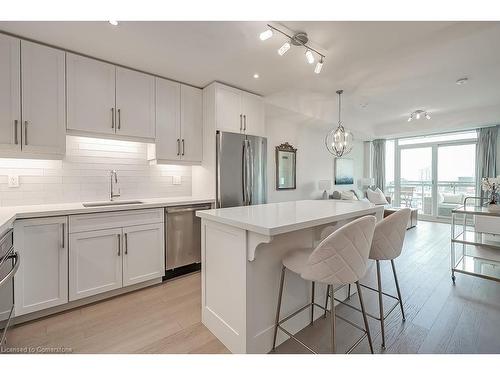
[{"left": 481, "top": 176, "right": 500, "bottom": 212}]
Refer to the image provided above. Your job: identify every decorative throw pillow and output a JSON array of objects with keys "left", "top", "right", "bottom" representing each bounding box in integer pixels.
[
  {"left": 330, "top": 191, "right": 341, "bottom": 200},
  {"left": 340, "top": 190, "right": 356, "bottom": 200},
  {"left": 366, "top": 188, "right": 389, "bottom": 205}
]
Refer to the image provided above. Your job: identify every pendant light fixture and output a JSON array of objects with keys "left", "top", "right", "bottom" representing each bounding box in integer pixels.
[{"left": 325, "top": 90, "right": 354, "bottom": 157}]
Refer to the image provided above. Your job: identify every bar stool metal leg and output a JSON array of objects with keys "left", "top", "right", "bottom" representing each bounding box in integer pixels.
[
  {"left": 310, "top": 281, "right": 315, "bottom": 325},
  {"left": 330, "top": 284, "right": 336, "bottom": 354},
  {"left": 356, "top": 281, "right": 374, "bottom": 354},
  {"left": 376, "top": 260, "right": 386, "bottom": 349},
  {"left": 391, "top": 259, "right": 406, "bottom": 321},
  {"left": 323, "top": 284, "right": 330, "bottom": 318},
  {"left": 272, "top": 266, "right": 286, "bottom": 351}
]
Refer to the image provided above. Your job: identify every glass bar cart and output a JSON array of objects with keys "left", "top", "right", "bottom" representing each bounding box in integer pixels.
[{"left": 451, "top": 197, "right": 500, "bottom": 284}]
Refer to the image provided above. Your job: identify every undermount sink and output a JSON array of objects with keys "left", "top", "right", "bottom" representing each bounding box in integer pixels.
[{"left": 82, "top": 200, "right": 144, "bottom": 208}]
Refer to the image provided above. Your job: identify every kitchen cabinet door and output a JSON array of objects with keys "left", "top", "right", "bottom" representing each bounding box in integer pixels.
[
  {"left": 122, "top": 223, "right": 164, "bottom": 287},
  {"left": 116, "top": 67, "right": 155, "bottom": 139},
  {"left": 14, "top": 216, "right": 68, "bottom": 316},
  {"left": 215, "top": 85, "right": 242, "bottom": 134},
  {"left": 21, "top": 41, "right": 66, "bottom": 156},
  {"left": 241, "top": 92, "right": 265, "bottom": 137},
  {"left": 180, "top": 84, "right": 202, "bottom": 162},
  {"left": 66, "top": 53, "right": 116, "bottom": 135},
  {"left": 155, "top": 77, "right": 181, "bottom": 161},
  {"left": 69, "top": 228, "right": 123, "bottom": 301},
  {"left": 0, "top": 34, "right": 21, "bottom": 153}
]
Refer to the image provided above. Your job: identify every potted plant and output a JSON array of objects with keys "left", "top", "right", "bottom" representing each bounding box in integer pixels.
[{"left": 481, "top": 176, "right": 500, "bottom": 212}]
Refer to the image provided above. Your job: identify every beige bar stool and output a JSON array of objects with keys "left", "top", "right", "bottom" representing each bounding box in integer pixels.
[
  {"left": 271, "top": 216, "right": 376, "bottom": 354},
  {"left": 337, "top": 208, "right": 411, "bottom": 349}
]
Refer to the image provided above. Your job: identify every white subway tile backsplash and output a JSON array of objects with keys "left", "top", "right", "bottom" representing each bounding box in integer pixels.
[{"left": 0, "top": 136, "right": 192, "bottom": 206}]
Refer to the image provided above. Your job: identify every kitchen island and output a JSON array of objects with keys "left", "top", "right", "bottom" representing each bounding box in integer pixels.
[{"left": 196, "top": 200, "right": 384, "bottom": 353}]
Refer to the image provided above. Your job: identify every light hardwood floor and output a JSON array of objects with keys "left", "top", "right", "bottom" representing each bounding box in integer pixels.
[{"left": 7, "top": 221, "right": 500, "bottom": 354}]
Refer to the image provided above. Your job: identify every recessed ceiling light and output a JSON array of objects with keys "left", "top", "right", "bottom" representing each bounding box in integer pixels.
[
  {"left": 253, "top": 73, "right": 260, "bottom": 79},
  {"left": 109, "top": 20, "right": 119, "bottom": 26},
  {"left": 456, "top": 77, "right": 468, "bottom": 85}
]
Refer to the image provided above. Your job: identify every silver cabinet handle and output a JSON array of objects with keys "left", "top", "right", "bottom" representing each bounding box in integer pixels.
[
  {"left": 111, "top": 108, "right": 115, "bottom": 129},
  {"left": 124, "top": 233, "right": 128, "bottom": 255},
  {"left": 182, "top": 139, "right": 185, "bottom": 156},
  {"left": 117, "top": 109, "right": 121, "bottom": 130},
  {"left": 240, "top": 114, "right": 243, "bottom": 132},
  {"left": 14, "top": 120, "right": 18, "bottom": 145},
  {"left": 61, "top": 223, "right": 65, "bottom": 249},
  {"left": 177, "top": 139, "right": 180, "bottom": 156},
  {"left": 24, "top": 121, "right": 28, "bottom": 145},
  {"left": 117, "top": 234, "right": 121, "bottom": 256},
  {"left": 243, "top": 115, "right": 247, "bottom": 131}
]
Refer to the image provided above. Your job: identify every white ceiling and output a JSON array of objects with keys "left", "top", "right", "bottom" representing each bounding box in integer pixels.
[{"left": 1, "top": 21, "right": 499, "bottom": 139}]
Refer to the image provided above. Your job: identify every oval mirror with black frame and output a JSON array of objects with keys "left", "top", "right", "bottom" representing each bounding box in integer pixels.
[{"left": 275, "top": 142, "right": 297, "bottom": 190}]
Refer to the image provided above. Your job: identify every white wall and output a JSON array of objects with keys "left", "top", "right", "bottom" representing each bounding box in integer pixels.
[
  {"left": 266, "top": 107, "right": 365, "bottom": 203},
  {"left": 0, "top": 136, "right": 192, "bottom": 207}
]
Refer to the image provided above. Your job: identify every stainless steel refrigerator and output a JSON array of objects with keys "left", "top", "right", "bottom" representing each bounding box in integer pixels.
[{"left": 216, "top": 131, "right": 267, "bottom": 208}]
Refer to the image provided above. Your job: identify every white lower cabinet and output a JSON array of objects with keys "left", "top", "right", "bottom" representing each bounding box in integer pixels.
[
  {"left": 68, "top": 209, "right": 165, "bottom": 301},
  {"left": 69, "top": 228, "right": 123, "bottom": 301},
  {"left": 14, "top": 216, "right": 68, "bottom": 316},
  {"left": 122, "top": 223, "right": 164, "bottom": 287}
]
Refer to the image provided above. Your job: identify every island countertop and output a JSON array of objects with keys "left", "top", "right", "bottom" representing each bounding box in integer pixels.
[{"left": 196, "top": 199, "right": 383, "bottom": 236}]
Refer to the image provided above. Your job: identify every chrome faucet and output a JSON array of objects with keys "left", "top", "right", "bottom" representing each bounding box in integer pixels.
[{"left": 110, "top": 170, "right": 120, "bottom": 201}]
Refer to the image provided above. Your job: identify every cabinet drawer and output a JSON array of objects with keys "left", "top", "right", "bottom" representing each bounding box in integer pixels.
[{"left": 69, "top": 208, "right": 164, "bottom": 233}]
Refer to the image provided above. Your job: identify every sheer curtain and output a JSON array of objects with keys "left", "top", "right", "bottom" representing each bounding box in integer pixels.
[
  {"left": 476, "top": 125, "right": 499, "bottom": 198},
  {"left": 371, "top": 139, "right": 386, "bottom": 192}
]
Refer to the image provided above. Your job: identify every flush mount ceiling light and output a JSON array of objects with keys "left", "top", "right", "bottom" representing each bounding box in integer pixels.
[
  {"left": 108, "top": 20, "right": 119, "bottom": 26},
  {"left": 325, "top": 90, "right": 353, "bottom": 158},
  {"left": 253, "top": 73, "right": 260, "bottom": 79},
  {"left": 408, "top": 109, "right": 431, "bottom": 122},
  {"left": 259, "top": 24, "right": 326, "bottom": 74}
]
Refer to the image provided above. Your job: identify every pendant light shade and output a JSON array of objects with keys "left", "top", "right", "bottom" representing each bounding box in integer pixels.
[{"left": 325, "top": 90, "right": 354, "bottom": 157}]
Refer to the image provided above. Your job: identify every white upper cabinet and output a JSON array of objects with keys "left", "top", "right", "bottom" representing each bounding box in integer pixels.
[
  {"left": 214, "top": 83, "right": 265, "bottom": 137},
  {"left": 155, "top": 78, "right": 181, "bottom": 161},
  {"left": 0, "top": 34, "right": 21, "bottom": 152},
  {"left": 116, "top": 67, "right": 155, "bottom": 139},
  {"left": 180, "top": 84, "right": 203, "bottom": 162},
  {"left": 21, "top": 41, "right": 66, "bottom": 156},
  {"left": 14, "top": 216, "right": 68, "bottom": 316},
  {"left": 241, "top": 92, "right": 265, "bottom": 137},
  {"left": 66, "top": 53, "right": 116, "bottom": 135},
  {"left": 151, "top": 78, "right": 202, "bottom": 164},
  {"left": 215, "top": 85, "right": 243, "bottom": 134}
]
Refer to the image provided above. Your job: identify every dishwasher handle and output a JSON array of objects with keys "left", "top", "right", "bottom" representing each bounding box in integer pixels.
[{"left": 166, "top": 205, "right": 212, "bottom": 214}]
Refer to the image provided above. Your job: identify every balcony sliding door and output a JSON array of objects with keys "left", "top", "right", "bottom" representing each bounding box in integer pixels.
[{"left": 394, "top": 132, "right": 477, "bottom": 221}]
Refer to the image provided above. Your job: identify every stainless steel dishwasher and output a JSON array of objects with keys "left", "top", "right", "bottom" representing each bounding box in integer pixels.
[{"left": 165, "top": 204, "right": 212, "bottom": 273}]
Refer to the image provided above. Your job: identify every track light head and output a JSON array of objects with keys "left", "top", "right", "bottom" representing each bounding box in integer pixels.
[
  {"left": 278, "top": 42, "right": 291, "bottom": 56},
  {"left": 305, "top": 50, "right": 315, "bottom": 64},
  {"left": 259, "top": 29, "right": 273, "bottom": 41},
  {"left": 314, "top": 57, "right": 324, "bottom": 74}
]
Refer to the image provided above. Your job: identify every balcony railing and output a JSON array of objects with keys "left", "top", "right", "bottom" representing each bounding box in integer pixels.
[{"left": 385, "top": 180, "right": 476, "bottom": 216}]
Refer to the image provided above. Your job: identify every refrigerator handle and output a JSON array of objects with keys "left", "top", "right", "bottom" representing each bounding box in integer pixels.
[
  {"left": 247, "top": 141, "right": 254, "bottom": 205},
  {"left": 216, "top": 132, "right": 222, "bottom": 208},
  {"left": 242, "top": 140, "right": 247, "bottom": 204}
]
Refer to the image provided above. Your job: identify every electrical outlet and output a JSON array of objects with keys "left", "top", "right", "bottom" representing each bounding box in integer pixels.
[
  {"left": 8, "top": 175, "right": 19, "bottom": 188},
  {"left": 172, "top": 176, "right": 182, "bottom": 185}
]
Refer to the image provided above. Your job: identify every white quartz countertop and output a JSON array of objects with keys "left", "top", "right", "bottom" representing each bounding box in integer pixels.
[
  {"left": 0, "top": 196, "right": 214, "bottom": 235},
  {"left": 196, "top": 200, "right": 383, "bottom": 236}
]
